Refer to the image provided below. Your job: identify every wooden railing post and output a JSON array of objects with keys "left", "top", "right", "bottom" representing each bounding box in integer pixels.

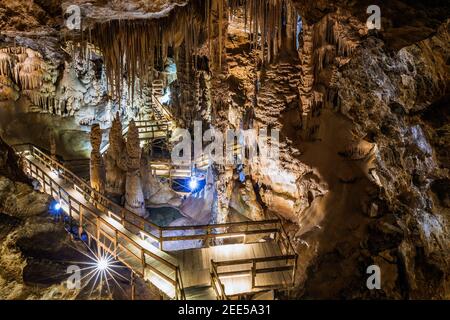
[
  {"left": 292, "top": 254, "right": 298, "bottom": 286},
  {"left": 251, "top": 261, "right": 256, "bottom": 288},
  {"left": 141, "top": 249, "right": 146, "bottom": 276},
  {"left": 78, "top": 204, "right": 84, "bottom": 240},
  {"left": 175, "top": 268, "right": 179, "bottom": 300},
  {"left": 114, "top": 229, "right": 118, "bottom": 258},
  {"left": 96, "top": 216, "right": 101, "bottom": 254},
  {"left": 205, "top": 228, "right": 210, "bottom": 248},
  {"left": 121, "top": 210, "right": 125, "bottom": 225}
]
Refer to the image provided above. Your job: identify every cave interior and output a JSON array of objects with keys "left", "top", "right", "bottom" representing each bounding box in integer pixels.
[{"left": 0, "top": 0, "right": 449, "bottom": 301}]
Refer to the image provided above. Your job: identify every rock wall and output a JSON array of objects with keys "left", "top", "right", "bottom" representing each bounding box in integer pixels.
[
  {"left": 285, "top": 5, "right": 450, "bottom": 298},
  {"left": 202, "top": 1, "right": 450, "bottom": 299}
]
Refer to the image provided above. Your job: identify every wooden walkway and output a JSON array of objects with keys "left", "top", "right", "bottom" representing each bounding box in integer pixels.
[
  {"left": 14, "top": 144, "right": 297, "bottom": 300},
  {"left": 174, "top": 242, "right": 295, "bottom": 298},
  {"left": 99, "top": 119, "right": 170, "bottom": 155}
]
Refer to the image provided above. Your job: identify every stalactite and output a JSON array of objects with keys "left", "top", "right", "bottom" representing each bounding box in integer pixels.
[
  {"left": 0, "top": 51, "right": 13, "bottom": 77},
  {"left": 228, "top": 0, "right": 297, "bottom": 63},
  {"left": 72, "top": 0, "right": 298, "bottom": 102},
  {"left": 81, "top": 1, "right": 210, "bottom": 101}
]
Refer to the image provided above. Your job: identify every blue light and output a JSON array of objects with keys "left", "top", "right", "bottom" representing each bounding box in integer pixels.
[
  {"left": 49, "top": 200, "right": 62, "bottom": 218},
  {"left": 189, "top": 178, "right": 198, "bottom": 191},
  {"left": 160, "top": 88, "right": 171, "bottom": 104},
  {"left": 54, "top": 202, "right": 62, "bottom": 211}
]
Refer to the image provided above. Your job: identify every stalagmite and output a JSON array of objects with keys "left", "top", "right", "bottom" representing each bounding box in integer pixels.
[
  {"left": 140, "top": 147, "right": 151, "bottom": 201},
  {"left": 125, "top": 120, "right": 147, "bottom": 217},
  {"left": 104, "top": 113, "right": 127, "bottom": 198},
  {"left": 49, "top": 130, "right": 57, "bottom": 160},
  {"left": 90, "top": 124, "right": 106, "bottom": 194}
]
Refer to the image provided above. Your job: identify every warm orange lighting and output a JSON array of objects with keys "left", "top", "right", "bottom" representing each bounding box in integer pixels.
[
  {"left": 219, "top": 272, "right": 251, "bottom": 280},
  {"left": 215, "top": 234, "right": 245, "bottom": 240}
]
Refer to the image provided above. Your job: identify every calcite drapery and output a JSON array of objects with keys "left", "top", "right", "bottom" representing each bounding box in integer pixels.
[
  {"left": 104, "top": 113, "right": 127, "bottom": 198},
  {"left": 124, "top": 120, "right": 146, "bottom": 217},
  {"left": 0, "top": 47, "right": 58, "bottom": 112},
  {"left": 90, "top": 123, "right": 106, "bottom": 193},
  {"left": 229, "top": 0, "right": 299, "bottom": 63}
]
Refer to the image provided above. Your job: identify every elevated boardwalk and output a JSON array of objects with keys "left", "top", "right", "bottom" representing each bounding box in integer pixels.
[
  {"left": 99, "top": 119, "right": 170, "bottom": 155},
  {"left": 14, "top": 144, "right": 297, "bottom": 300}
]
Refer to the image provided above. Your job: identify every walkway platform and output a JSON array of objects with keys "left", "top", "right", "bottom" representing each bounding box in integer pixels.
[{"left": 15, "top": 144, "right": 297, "bottom": 300}]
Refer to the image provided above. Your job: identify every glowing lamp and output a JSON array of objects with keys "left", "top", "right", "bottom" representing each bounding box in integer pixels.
[
  {"left": 54, "top": 202, "right": 62, "bottom": 211},
  {"left": 189, "top": 178, "right": 198, "bottom": 191},
  {"left": 97, "top": 258, "right": 109, "bottom": 271}
]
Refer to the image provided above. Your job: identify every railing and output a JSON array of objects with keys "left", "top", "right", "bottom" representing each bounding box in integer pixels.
[
  {"left": 149, "top": 144, "right": 243, "bottom": 181},
  {"left": 175, "top": 267, "right": 186, "bottom": 300},
  {"left": 15, "top": 144, "right": 297, "bottom": 299},
  {"left": 210, "top": 261, "right": 228, "bottom": 300},
  {"left": 211, "top": 253, "right": 297, "bottom": 299},
  {"left": 100, "top": 120, "right": 170, "bottom": 155},
  {"left": 18, "top": 146, "right": 185, "bottom": 299},
  {"left": 14, "top": 144, "right": 288, "bottom": 249},
  {"left": 160, "top": 219, "right": 281, "bottom": 247},
  {"left": 152, "top": 94, "right": 173, "bottom": 122},
  {"left": 209, "top": 220, "right": 298, "bottom": 299}
]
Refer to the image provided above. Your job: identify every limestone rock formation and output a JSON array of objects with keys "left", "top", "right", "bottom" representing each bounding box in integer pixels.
[
  {"left": 124, "top": 120, "right": 146, "bottom": 217},
  {"left": 140, "top": 147, "right": 151, "bottom": 201},
  {"left": 104, "top": 113, "right": 127, "bottom": 198},
  {"left": 229, "top": 178, "right": 265, "bottom": 221},
  {"left": 89, "top": 124, "right": 106, "bottom": 193}
]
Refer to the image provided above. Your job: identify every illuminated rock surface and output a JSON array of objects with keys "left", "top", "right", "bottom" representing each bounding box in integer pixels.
[{"left": 0, "top": 0, "right": 448, "bottom": 300}]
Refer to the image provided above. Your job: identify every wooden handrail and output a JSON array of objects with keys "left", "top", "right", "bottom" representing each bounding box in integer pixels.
[
  {"left": 211, "top": 252, "right": 297, "bottom": 298},
  {"left": 16, "top": 144, "right": 298, "bottom": 299},
  {"left": 21, "top": 153, "right": 183, "bottom": 297},
  {"left": 17, "top": 143, "right": 286, "bottom": 245},
  {"left": 161, "top": 218, "right": 280, "bottom": 231},
  {"left": 161, "top": 228, "right": 278, "bottom": 242},
  {"left": 152, "top": 94, "right": 173, "bottom": 121},
  {"left": 213, "top": 254, "right": 297, "bottom": 267},
  {"left": 210, "top": 261, "right": 227, "bottom": 300}
]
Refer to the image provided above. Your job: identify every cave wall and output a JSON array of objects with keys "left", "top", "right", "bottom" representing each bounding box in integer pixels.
[{"left": 201, "top": 0, "right": 450, "bottom": 299}]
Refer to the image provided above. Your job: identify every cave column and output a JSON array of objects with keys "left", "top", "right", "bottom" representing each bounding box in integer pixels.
[
  {"left": 89, "top": 124, "right": 106, "bottom": 194},
  {"left": 104, "top": 113, "right": 127, "bottom": 199},
  {"left": 298, "top": 21, "right": 314, "bottom": 140},
  {"left": 125, "top": 120, "right": 147, "bottom": 218}
]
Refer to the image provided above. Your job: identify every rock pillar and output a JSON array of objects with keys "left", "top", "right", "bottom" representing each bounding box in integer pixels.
[
  {"left": 90, "top": 124, "right": 106, "bottom": 194},
  {"left": 125, "top": 120, "right": 147, "bottom": 217}
]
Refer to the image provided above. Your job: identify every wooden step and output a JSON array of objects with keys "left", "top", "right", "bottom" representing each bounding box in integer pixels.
[{"left": 184, "top": 286, "right": 217, "bottom": 300}]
